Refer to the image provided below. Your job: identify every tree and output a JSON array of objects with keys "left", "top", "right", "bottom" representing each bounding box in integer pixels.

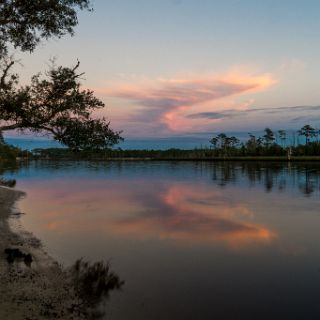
[
  {"left": 263, "top": 128, "right": 275, "bottom": 147},
  {"left": 210, "top": 137, "right": 218, "bottom": 149},
  {"left": 226, "top": 136, "right": 240, "bottom": 148},
  {"left": 0, "top": 0, "right": 122, "bottom": 151},
  {"left": 298, "top": 125, "right": 316, "bottom": 145},
  {"left": 0, "top": 0, "right": 91, "bottom": 57},
  {"left": 0, "top": 61, "right": 123, "bottom": 151},
  {"left": 246, "top": 133, "right": 263, "bottom": 155},
  {"left": 209, "top": 133, "right": 239, "bottom": 156},
  {"left": 278, "top": 130, "right": 286, "bottom": 147},
  {"left": 217, "top": 133, "right": 227, "bottom": 149}
]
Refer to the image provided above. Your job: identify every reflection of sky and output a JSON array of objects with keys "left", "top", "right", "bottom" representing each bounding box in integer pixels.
[
  {"left": 8, "top": 161, "right": 320, "bottom": 251},
  {"left": 8, "top": 161, "right": 320, "bottom": 320},
  {"left": 17, "top": 179, "right": 274, "bottom": 248}
]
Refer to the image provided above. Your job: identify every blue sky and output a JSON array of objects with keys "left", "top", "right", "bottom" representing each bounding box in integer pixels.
[{"left": 14, "top": 0, "right": 320, "bottom": 138}]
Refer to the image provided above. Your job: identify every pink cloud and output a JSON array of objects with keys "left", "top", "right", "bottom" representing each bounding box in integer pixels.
[{"left": 98, "top": 72, "right": 275, "bottom": 135}]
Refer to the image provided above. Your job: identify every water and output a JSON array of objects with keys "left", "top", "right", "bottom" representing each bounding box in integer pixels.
[
  {"left": 5, "top": 136, "right": 213, "bottom": 150},
  {"left": 5, "top": 137, "right": 63, "bottom": 150},
  {"left": 3, "top": 161, "right": 320, "bottom": 319}
]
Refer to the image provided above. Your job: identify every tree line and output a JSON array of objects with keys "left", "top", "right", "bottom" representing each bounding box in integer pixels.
[{"left": 209, "top": 125, "right": 320, "bottom": 157}]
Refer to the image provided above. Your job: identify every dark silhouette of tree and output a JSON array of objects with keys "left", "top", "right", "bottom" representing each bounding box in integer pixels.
[
  {"left": 0, "top": 0, "right": 91, "bottom": 57},
  {"left": 278, "top": 130, "right": 286, "bottom": 147},
  {"left": 217, "top": 133, "right": 227, "bottom": 149},
  {"left": 245, "top": 133, "right": 263, "bottom": 155},
  {"left": 210, "top": 136, "right": 218, "bottom": 149},
  {"left": 207, "top": 128, "right": 320, "bottom": 158},
  {"left": 69, "top": 259, "right": 124, "bottom": 319},
  {"left": 263, "top": 127, "right": 275, "bottom": 147},
  {"left": 226, "top": 136, "right": 240, "bottom": 148},
  {"left": 0, "top": 61, "right": 122, "bottom": 150},
  {"left": 209, "top": 133, "right": 240, "bottom": 156},
  {"left": 298, "top": 125, "right": 316, "bottom": 145}
]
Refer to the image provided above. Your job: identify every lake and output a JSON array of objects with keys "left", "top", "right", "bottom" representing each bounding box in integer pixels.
[
  {"left": 4, "top": 136, "right": 213, "bottom": 150},
  {"left": 3, "top": 161, "right": 320, "bottom": 320}
]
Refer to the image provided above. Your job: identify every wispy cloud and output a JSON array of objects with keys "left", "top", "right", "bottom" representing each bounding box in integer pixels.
[
  {"left": 187, "top": 110, "right": 239, "bottom": 120},
  {"left": 104, "top": 72, "right": 274, "bottom": 133},
  {"left": 187, "top": 112, "right": 231, "bottom": 120},
  {"left": 187, "top": 105, "right": 320, "bottom": 120}
]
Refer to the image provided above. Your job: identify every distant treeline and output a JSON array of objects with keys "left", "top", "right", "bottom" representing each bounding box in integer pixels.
[
  {"left": 29, "top": 125, "right": 320, "bottom": 160},
  {"left": 0, "top": 143, "right": 28, "bottom": 162},
  {"left": 3, "top": 125, "right": 320, "bottom": 161},
  {"left": 208, "top": 125, "right": 320, "bottom": 157},
  {"left": 29, "top": 147, "right": 320, "bottom": 161}
]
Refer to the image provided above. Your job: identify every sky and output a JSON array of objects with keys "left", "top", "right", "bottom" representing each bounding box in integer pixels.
[{"left": 14, "top": 0, "right": 320, "bottom": 138}]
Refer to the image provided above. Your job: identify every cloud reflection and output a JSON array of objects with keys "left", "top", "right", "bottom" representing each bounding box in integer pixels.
[
  {"left": 21, "top": 179, "right": 274, "bottom": 248},
  {"left": 114, "top": 184, "right": 274, "bottom": 247}
]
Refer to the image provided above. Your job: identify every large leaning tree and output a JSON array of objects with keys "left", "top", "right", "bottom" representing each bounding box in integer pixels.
[
  {"left": 0, "top": 60, "right": 123, "bottom": 151},
  {"left": 0, "top": 0, "right": 122, "bottom": 151}
]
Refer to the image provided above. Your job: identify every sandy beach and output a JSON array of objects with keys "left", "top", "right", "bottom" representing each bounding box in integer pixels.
[{"left": 0, "top": 186, "right": 85, "bottom": 320}]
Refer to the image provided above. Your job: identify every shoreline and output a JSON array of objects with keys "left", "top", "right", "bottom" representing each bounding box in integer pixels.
[
  {"left": 31, "top": 156, "right": 320, "bottom": 162},
  {"left": 0, "top": 186, "right": 85, "bottom": 319}
]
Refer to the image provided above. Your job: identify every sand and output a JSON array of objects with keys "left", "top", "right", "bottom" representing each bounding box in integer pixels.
[{"left": 0, "top": 186, "right": 86, "bottom": 320}]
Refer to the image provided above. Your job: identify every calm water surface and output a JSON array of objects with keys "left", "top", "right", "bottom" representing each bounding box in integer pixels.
[{"left": 4, "top": 161, "right": 320, "bottom": 320}]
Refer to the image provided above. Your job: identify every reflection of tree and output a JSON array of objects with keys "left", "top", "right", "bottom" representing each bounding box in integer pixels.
[
  {"left": 264, "top": 168, "right": 273, "bottom": 192},
  {"left": 211, "top": 162, "right": 284, "bottom": 192},
  {"left": 278, "top": 178, "right": 286, "bottom": 191},
  {"left": 0, "top": 160, "right": 19, "bottom": 175},
  {"left": 299, "top": 169, "right": 316, "bottom": 196},
  {"left": 211, "top": 163, "right": 238, "bottom": 187},
  {"left": 0, "top": 160, "right": 20, "bottom": 187},
  {"left": 68, "top": 259, "right": 124, "bottom": 320},
  {"left": 210, "top": 162, "right": 320, "bottom": 196}
]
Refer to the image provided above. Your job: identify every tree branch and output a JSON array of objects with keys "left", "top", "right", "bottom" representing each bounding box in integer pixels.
[
  {"left": 0, "top": 60, "right": 14, "bottom": 89},
  {"left": 0, "top": 123, "right": 20, "bottom": 131}
]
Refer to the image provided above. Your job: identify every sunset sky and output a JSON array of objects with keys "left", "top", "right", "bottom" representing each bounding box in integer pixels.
[{"left": 16, "top": 0, "right": 320, "bottom": 138}]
